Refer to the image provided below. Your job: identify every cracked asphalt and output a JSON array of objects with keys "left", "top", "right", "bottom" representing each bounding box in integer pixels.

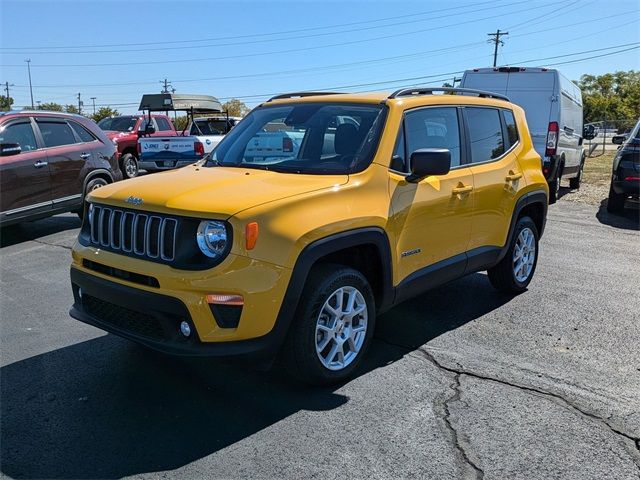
[{"left": 1, "top": 200, "right": 638, "bottom": 479}]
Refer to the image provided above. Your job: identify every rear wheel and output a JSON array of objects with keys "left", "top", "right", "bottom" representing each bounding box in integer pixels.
[
  {"left": 120, "top": 153, "right": 139, "bottom": 179},
  {"left": 569, "top": 158, "right": 585, "bottom": 189},
  {"left": 281, "top": 264, "right": 375, "bottom": 385},
  {"left": 488, "top": 216, "right": 539, "bottom": 293},
  {"left": 77, "top": 177, "right": 109, "bottom": 219},
  {"left": 549, "top": 165, "right": 562, "bottom": 204},
  {"left": 607, "top": 183, "right": 626, "bottom": 213}
]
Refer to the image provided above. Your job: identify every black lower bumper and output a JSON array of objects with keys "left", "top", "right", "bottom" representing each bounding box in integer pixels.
[
  {"left": 611, "top": 179, "right": 640, "bottom": 196},
  {"left": 69, "top": 267, "right": 280, "bottom": 360}
]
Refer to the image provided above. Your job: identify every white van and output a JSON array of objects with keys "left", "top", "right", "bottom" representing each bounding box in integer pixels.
[{"left": 460, "top": 67, "right": 585, "bottom": 203}]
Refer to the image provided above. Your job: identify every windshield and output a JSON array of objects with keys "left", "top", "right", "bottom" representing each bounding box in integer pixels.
[
  {"left": 206, "top": 103, "right": 386, "bottom": 174},
  {"left": 191, "top": 119, "right": 230, "bottom": 135},
  {"left": 98, "top": 116, "right": 139, "bottom": 132}
]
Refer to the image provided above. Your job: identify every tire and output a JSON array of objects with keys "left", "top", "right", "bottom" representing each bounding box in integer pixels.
[
  {"left": 487, "top": 216, "right": 539, "bottom": 293},
  {"left": 607, "top": 183, "right": 626, "bottom": 213},
  {"left": 281, "top": 264, "right": 376, "bottom": 386},
  {"left": 548, "top": 164, "right": 562, "bottom": 204},
  {"left": 77, "top": 177, "right": 109, "bottom": 219},
  {"left": 569, "top": 158, "right": 584, "bottom": 189},
  {"left": 120, "top": 153, "right": 139, "bottom": 179}
]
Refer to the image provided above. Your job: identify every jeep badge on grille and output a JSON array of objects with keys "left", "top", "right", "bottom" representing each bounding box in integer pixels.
[{"left": 125, "top": 196, "right": 143, "bottom": 206}]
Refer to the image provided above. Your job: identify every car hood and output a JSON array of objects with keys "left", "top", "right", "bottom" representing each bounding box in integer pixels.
[{"left": 88, "top": 165, "right": 349, "bottom": 218}]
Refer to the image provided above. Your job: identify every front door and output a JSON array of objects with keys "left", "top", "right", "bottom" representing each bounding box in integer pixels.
[
  {"left": 389, "top": 106, "right": 474, "bottom": 286},
  {"left": 0, "top": 118, "right": 52, "bottom": 218}
]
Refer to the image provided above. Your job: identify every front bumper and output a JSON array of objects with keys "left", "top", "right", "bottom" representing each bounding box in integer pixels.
[{"left": 138, "top": 160, "right": 198, "bottom": 171}]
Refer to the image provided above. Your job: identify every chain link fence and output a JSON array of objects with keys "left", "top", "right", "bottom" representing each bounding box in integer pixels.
[{"left": 584, "top": 118, "right": 637, "bottom": 157}]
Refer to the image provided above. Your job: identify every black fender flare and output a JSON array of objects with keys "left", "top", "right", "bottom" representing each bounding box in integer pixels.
[{"left": 496, "top": 190, "right": 548, "bottom": 263}]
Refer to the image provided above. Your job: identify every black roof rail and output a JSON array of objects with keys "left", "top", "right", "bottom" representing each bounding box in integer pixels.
[
  {"left": 266, "top": 91, "right": 345, "bottom": 102},
  {"left": 388, "top": 87, "right": 509, "bottom": 102}
]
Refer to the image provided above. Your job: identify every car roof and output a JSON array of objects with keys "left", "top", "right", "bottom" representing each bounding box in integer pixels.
[
  {"left": 0, "top": 110, "right": 88, "bottom": 119},
  {"left": 263, "top": 90, "right": 514, "bottom": 109}
]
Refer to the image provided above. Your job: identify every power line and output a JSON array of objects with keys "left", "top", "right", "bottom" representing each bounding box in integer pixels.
[
  {"left": 0, "top": 0, "right": 517, "bottom": 52},
  {"left": 0, "top": 0, "right": 557, "bottom": 68}
]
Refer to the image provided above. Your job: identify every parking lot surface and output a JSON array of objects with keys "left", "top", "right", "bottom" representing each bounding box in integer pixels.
[{"left": 1, "top": 201, "right": 639, "bottom": 479}]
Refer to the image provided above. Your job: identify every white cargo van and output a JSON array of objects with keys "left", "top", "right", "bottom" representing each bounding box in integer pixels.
[{"left": 460, "top": 67, "right": 585, "bottom": 203}]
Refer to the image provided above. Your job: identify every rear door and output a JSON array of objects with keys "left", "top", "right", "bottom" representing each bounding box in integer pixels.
[
  {"left": 464, "top": 106, "right": 525, "bottom": 266},
  {"left": 0, "top": 117, "right": 52, "bottom": 217},
  {"left": 35, "top": 117, "right": 88, "bottom": 208}
]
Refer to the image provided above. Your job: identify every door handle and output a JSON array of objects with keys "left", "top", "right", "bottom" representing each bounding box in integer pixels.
[
  {"left": 33, "top": 160, "right": 48, "bottom": 168},
  {"left": 80, "top": 153, "right": 91, "bottom": 159},
  {"left": 505, "top": 171, "right": 523, "bottom": 182},
  {"left": 452, "top": 184, "right": 473, "bottom": 195}
]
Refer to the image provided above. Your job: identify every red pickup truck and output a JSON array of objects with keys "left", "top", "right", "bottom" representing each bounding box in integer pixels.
[{"left": 97, "top": 114, "right": 176, "bottom": 178}]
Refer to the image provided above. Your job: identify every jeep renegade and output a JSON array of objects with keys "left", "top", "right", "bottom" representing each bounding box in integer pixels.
[{"left": 69, "top": 88, "right": 548, "bottom": 385}]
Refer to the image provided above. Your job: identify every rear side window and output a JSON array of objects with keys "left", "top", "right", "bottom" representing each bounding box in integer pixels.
[
  {"left": 69, "top": 121, "right": 96, "bottom": 143},
  {"left": 156, "top": 117, "right": 172, "bottom": 131},
  {"left": 502, "top": 110, "right": 519, "bottom": 148},
  {"left": 404, "top": 107, "right": 461, "bottom": 168},
  {"left": 0, "top": 122, "right": 38, "bottom": 151},
  {"left": 38, "top": 121, "right": 77, "bottom": 148},
  {"left": 466, "top": 108, "right": 505, "bottom": 163}
]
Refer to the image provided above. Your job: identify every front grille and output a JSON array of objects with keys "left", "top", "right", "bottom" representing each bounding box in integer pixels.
[
  {"left": 89, "top": 204, "right": 178, "bottom": 261},
  {"left": 82, "top": 294, "right": 165, "bottom": 340}
]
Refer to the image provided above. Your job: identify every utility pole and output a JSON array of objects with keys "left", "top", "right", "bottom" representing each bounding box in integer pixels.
[
  {"left": 90, "top": 97, "right": 97, "bottom": 114},
  {"left": 452, "top": 76, "right": 462, "bottom": 86},
  {"left": 160, "top": 78, "right": 175, "bottom": 94},
  {"left": 3, "top": 81, "right": 14, "bottom": 99},
  {"left": 25, "top": 59, "right": 34, "bottom": 109},
  {"left": 77, "top": 92, "right": 83, "bottom": 115},
  {"left": 487, "top": 29, "right": 509, "bottom": 67},
  {"left": 36, "top": 100, "right": 41, "bottom": 109}
]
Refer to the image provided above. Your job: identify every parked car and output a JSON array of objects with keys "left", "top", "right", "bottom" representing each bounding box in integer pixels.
[
  {"left": 608, "top": 119, "right": 640, "bottom": 213},
  {"left": 0, "top": 111, "right": 121, "bottom": 227},
  {"left": 137, "top": 94, "right": 223, "bottom": 172},
  {"left": 97, "top": 114, "right": 176, "bottom": 179},
  {"left": 461, "top": 67, "right": 585, "bottom": 203},
  {"left": 70, "top": 88, "right": 548, "bottom": 385},
  {"left": 189, "top": 115, "right": 242, "bottom": 153}
]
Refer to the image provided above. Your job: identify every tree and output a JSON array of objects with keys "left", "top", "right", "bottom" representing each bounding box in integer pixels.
[
  {"left": 579, "top": 70, "right": 640, "bottom": 130},
  {"left": 65, "top": 104, "right": 80, "bottom": 114},
  {"left": 173, "top": 115, "right": 189, "bottom": 133},
  {"left": 0, "top": 95, "right": 14, "bottom": 111},
  {"left": 91, "top": 107, "right": 119, "bottom": 123},
  {"left": 222, "top": 99, "right": 250, "bottom": 117},
  {"left": 38, "top": 102, "right": 64, "bottom": 111}
]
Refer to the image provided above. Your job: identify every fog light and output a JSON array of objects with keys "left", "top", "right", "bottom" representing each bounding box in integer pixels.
[{"left": 180, "top": 321, "right": 191, "bottom": 337}]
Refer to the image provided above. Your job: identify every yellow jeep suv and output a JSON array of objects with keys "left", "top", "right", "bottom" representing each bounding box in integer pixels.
[{"left": 70, "top": 88, "right": 548, "bottom": 385}]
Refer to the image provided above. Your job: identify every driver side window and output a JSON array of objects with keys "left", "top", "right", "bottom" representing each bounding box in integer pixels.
[
  {"left": 1, "top": 122, "right": 38, "bottom": 152},
  {"left": 404, "top": 107, "right": 461, "bottom": 169}
]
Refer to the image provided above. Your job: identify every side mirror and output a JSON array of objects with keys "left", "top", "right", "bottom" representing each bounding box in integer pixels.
[
  {"left": 144, "top": 123, "right": 156, "bottom": 135},
  {"left": 406, "top": 148, "right": 451, "bottom": 183},
  {"left": 583, "top": 125, "right": 596, "bottom": 141},
  {"left": 612, "top": 135, "right": 624, "bottom": 145},
  {"left": 0, "top": 143, "right": 22, "bottom": 157}
]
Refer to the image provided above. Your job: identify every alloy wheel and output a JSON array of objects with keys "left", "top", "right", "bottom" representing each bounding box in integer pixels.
[{"left": 513, "top": 227, "right": 536, "bottom": 283}]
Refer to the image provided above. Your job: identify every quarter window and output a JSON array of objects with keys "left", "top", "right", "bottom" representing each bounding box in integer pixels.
[
  {"left": 466, "top": 108, "right": 505, "bottom": 163},
  {"left": 404, "top": 107, "right": 461, "bottom": 168},
  {"left": 502, "top": 110, "right": 519, "bottom": 148},
  {"left": 0, "top": 122, "right": 38, "bottom": 151},
  {"left": 69, "top": 121, "right": 96, "bottom": 143},
  {"left": 38, "top": 121, "right": 77, "bottom": 148}
]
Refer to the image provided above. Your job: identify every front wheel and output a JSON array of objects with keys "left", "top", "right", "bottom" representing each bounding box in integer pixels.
[
  {"left": 569, "top": 159, "right": 585, "bottom": 189},
  {"left": 488, "top": 216, "right": 539, "bottom": 293},
  {"left": 120, "top": 153, "right": 139, "bottom": 179},
  {"left": 281, "top": 264, "right": 375, "bottom": 385}
]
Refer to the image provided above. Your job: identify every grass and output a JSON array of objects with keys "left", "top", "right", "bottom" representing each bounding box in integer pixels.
[{"left": 583, "top": 152, "right": 614, "bottom": 187}]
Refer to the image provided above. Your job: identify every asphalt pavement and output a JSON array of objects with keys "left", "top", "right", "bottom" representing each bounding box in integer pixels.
[{"left": 1, "top": 200, "right": 638, "bottom": 479}]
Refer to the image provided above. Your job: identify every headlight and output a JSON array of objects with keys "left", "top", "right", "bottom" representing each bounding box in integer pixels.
[{"left": 196, "top": 220, "right": 228, "bottom": 258}]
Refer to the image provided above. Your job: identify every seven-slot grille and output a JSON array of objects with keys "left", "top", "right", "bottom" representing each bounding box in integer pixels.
[{"left": 89, "top": 204, "right": 178, "bottom": 261}]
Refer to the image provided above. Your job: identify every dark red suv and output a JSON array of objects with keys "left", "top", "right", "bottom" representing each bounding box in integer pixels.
[{"left": 0, "top": 111, "right": 122, "bottom": 227}]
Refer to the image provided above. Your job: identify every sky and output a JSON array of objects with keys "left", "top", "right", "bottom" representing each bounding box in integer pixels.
[{"left": 1, "top": 0, "right": 639, "bottom": 114}]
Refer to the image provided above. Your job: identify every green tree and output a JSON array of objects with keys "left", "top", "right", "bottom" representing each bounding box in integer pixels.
[
  {"left": 91, "top": 106, "right": 119, "bottom": 123},
  {"left": 222, "top": 99, "right": 250, "bottom": 117},
  {"left": 0, "top": 95, "right": 14, "bottom": 111},
  {"left": 579, "top": 70, "right": 640, "bottom": 130},
  {"left": 38, "top": 102, "right": 64, "bottom": 111},
  {"left": 65, "top": 104, "right": 80, "bottom": 114},
  {"left": 173, "top": 115, "right": 189, "bottom": 133}
]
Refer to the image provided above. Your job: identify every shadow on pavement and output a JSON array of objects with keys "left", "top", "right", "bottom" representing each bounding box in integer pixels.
[
  {"left": 595, "top": 198, "right": 639, "bottom": 231},
  {"left": 0, "top": 214, "right": 81, "bottom": 248},
  {"left": 1, "top": 273, "right": 512, "bottom": 479}
]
